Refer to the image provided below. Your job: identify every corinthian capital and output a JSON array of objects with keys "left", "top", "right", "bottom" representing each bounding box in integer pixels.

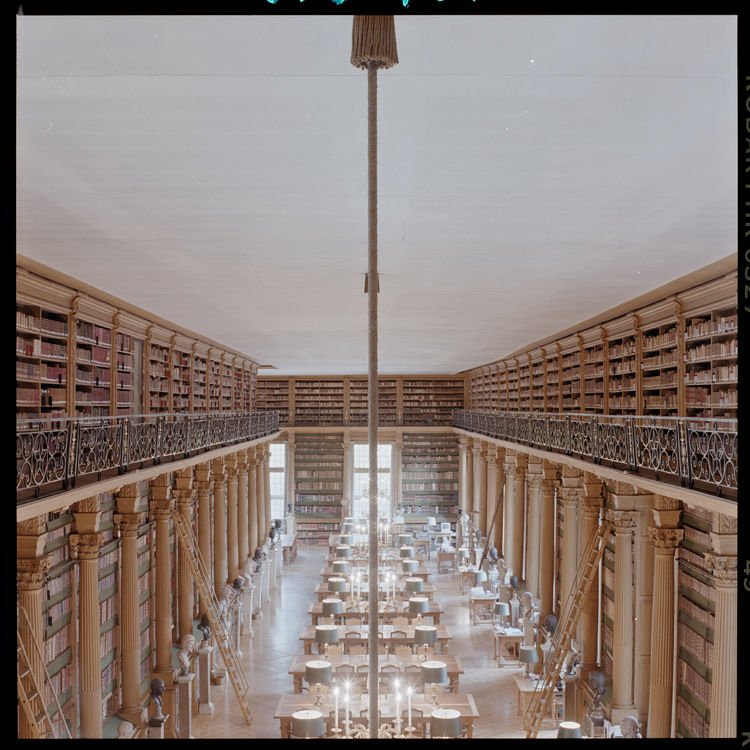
[
  {"left": 606, "top": 510, "right": 638, "bottom": 531},
  {"left": 648, "top": 527, "right": 684, "bottom": 554},
  {"left": 704, "top": 554, "right": 737, "bottom": 588},
  {"left": 114, "top": 512, "right": 145, "bottom": 537},
  {"left": 149, "top": 499, "right": 175, "bottom": 520},
  {"left": 580, "top": 495, "right": 603, "bottom": 516},
  {"left": 559, "top": 486, "right": 580, "bottom": 506},
  {"left": 70, "top": 533, "right": 106, "bottom": 560},
  {"left": 17, "top": 556, "right": 53, "bottom": 591}
]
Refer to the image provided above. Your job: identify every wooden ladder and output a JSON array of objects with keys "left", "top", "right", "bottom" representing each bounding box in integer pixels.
[
  {"left": 17, "top": 605, "right": 73, "bottom": 739},
  {"left": 171, "top": 510, "right": 252, "bottom": 725},
  {"left": 523, "top": 520, "right": 612, "bottom": 739}
]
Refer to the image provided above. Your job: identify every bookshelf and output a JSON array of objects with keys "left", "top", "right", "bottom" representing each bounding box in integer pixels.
[
  {"left": 16, "top": 303, "right": 69, "bottom": 421},
  {"left": 295, "top": 380, "right": 345, "bottom": 427},
  {"left": 220, "top": 361, "right": 232, "bottom": 412},
  {"left": 606, "top": 332, "right": 638, "bottom": 415},
  {"left": 507, "top": 363, "right": 519, "bottom": 412},
  {"left": 42, "top": 509, "right": 75, "bottom": 737},
  {"left": 233, "top": 363, "right": 244, "bottom": 413},
  {"left": 641, "top": 321, "right": 679, "bottom": 417},
  {"left": 560, "top": 346, "right": 581, "bottom": 413},
  {"left": 401, "top": 433, "right": 459, "bottom": 535},
  {"left": 98, "top": 531, "right": 120, "bottom": 723},
  {"left": 115, "top": 332, "right": 137, "bottom": 417},
  {"left": 172, "top": 349, "right": 192, "bottom": 414},
  {"left": 379, "top": 379, "right": 398, "bottom": 426},
  {"left": 582, "top": 339, "right": 606, "bottom": 413},
  {"left": 518, "top": 358, "right": 531, "bottom": 412},
  {"left": 256, "top": 379, "right": 290, "bottom": 426},
  {"left": 192, "top": 354, "right": 207, "bottom": 413},
  {"left": 545, "top": 349, "right": 560, "bottom": 413},
  {"left": 497, "top": 365, "right": 508, "bottom": 411},
  {"left": 531, "top": 357, "right": 545, "bottom": 412},
  {"left": 348, "top": 379, "right": 368, "bottom": 426},
  {"left": 293, "top": 434, "right": 344, "bottom": 546},
  {"left": 676, "top": 506, "right": 714, "bottom": 738},
  {"left": 75, "top": 319, "right": 111, "bottom": 419},
  {"left": 489, "top": 366, "right": 499, "bottom": 411},
  {"left": 208, "top": 359, "right": 221, "bottom": 412},
  {"left": 148, "top": 342, "right": 170, "bottom": 414}
]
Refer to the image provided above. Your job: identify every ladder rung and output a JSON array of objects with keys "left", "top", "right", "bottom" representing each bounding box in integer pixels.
[
  {"left": 35, "top": 712, "right": 47, "bottom": 725},
  {"left": 27, "top": 689, "right": 39, "bottom": 702},
  {"left": 19, "top": 668, "right": 30, "bottom": 679}
]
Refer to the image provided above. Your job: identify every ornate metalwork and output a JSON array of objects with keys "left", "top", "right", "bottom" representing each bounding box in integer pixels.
[
  {"left": 453, "top": 410, "right": 736, "bottom": 498},
  {"left": 16, "top": 411, "right": 279, "bottom": 502}
]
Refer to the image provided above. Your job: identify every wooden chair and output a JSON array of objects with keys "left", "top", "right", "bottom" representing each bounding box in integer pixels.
[
  {"left": 394, "top": 646, "right": 412, "bottom": 656},
  {"left": 349, "top": 645, "right": 367, "bottom": 655},
  {"left": 328, "top": 645, "right": 343, "bottom": 656},
  {"left": 392, "top": 617, "right": 409, "bottom": 628},
  {"left": 344, "top": 631, "right": 362, "bottom": 653},
  {"left": 308, "top": 684, "right": 328, "bottom": 697},
  {"left": 389, "top": 630, "right": 407, "bottom": 650},
  {"left": 345, "top": 618, "right": 361, "bottom": 626},
  {"left": 335, "top": 664, "right": 355, "bottom": 680},
  {"left": 378, "top": 645, "right": 388, "bottom": 656},
  {"left": 437, "top": 551, "right": 455, "bottom": 574},
  {"left": 319, "top": 617, "right": 333, "bottom": 625},
  {"left": 401, "top": 706, "right": 424, "bottom": 737}
]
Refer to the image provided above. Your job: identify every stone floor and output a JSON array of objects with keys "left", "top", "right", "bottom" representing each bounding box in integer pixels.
[{"left": 190, "top": 545, "right": 559, "bottom": 738}]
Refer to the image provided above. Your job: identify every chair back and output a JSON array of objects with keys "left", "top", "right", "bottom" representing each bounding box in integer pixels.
[
  {"left": 345, "top": 618, "right": 360, "bottom": 626},
  {"left": 392, "top": 617, "right": 409, "bottom": 628},
  {"left": 328, "top": 645, "right": 343, "bottom": 656},
  {"left": 394, "top": 646, "right": 412, "bottom": 656},
  {"left": 335, "top": 664, "right": 355, "bottom": 676},
  {"left": 349, "top": 645, "right": 367, "bottom": 655}
]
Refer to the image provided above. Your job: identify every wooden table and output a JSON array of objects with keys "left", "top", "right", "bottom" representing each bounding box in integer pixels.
[
  {"left": 274, "top": 693, "right": 479, "bottom": 738},
  {"left": 309, "top": 600, "right": 443, "bottom": 626},
  {"left": 320, "top": 566, "right": 430, "bottom": 582},
  {"left": 288, "top": 653, "right": 463, "bottom": 694},
  {"left": 413, "top": 539, "right": 430, "bottom": 559},
  {"left": 458, "top": 566, "right": 478, "bottom": 593},
  {"left": 324, "top": 555, "right": 427, "bottom": 567},
  {"left": 314, "top": 582, "right": 437, "bottom": 602},
  {"left": 299, "top": 624, "right": 452, "bottom": 655},
  {"left": 469, "top": 594, "right": 496, "bottom": 625},
  {"left": 493, "top": 627, "right": 523, "bottom": 666},
  {"left": 514, "top": 673, "right": 546, "bottom": 717},
  {"left": 281, "top": 533, "right": 297, "bottom": 564}
]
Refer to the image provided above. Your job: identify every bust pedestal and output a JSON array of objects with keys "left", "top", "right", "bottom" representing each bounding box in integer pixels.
[
  {"left": 269, "top": 548, "right": 279, "bottom": 589},
  {"left": 210, "top": 637, "right": 226, "bottom": 686},
  {"left": 261, "top": 559, "right": 272, "bottom": 602},
  {"left": 176, "top": 673, "right": 195, "bottom": 739},
  {"left": 522, "top": 619, "right": 535, "bottom": 647},
  {"left": 197, "top": 646, "right": 215, "bottom": 716},
  {"left": 252, "top": 569, "right": 264, "bottom": 618},
  {"left": 148, "top": 714, "right": 168, "bottom": 739},
  {"left": 563, "top": 671, "right": 578, "bottom": 724},
  {"left": 230, "top": 600, "right": 242, "bottom": 659},
  {"left": 243, "top": 583, "right": 255, "bottom": 636}
]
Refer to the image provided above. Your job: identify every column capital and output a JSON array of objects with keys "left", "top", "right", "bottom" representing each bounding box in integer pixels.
[
  {"left": 654, "top": 494, "right": 682, "bottom": 511},
  {"left": 70, "top": 532, "right": 107, "bottom": 560},
  {"left": 458, "top": 435, "right": 469, "bottom": 450},
  {"left": 225, "top": 466, "right": 239, "bottom": 481},
  {"left": 606, "top": 509, "right": 639, "bottom": 531},
  {"left": 173, "top": 489, "right": 196, "bottom": 509},
  {"left": 648, "top": 527, "right": 684, "bottom": 554},
  {"left": 540, "top": 478, "right": 559, "bottom": 494},
  {"left": 559, "top": 486, "right": 580, "bottom": 505},
  {"left": 73, "top": 496, "right": 101, "bottom": 513},
  {"left": 704, "top": 554, "right": 737, "bottom": 588},
  {"left": 114, "top": 512, "right": 146, "bottom": 537},
  {"left": 16, "top": 514, "right": 47, "bottom": 537},
  {"left": 17, "top": 556, "right": 53, "bottom": 591},
  {"left": 527, "top": 472, "right": 542, "bottom": 489},
  {"left": 210, "top": 456, "right": 225, "bottom": 475},
  {"left": 580, "top": 495, "right": 603, "bottom": 516},
  {"left": 150, "top": 499, "right": 175, "bottom": 520}
]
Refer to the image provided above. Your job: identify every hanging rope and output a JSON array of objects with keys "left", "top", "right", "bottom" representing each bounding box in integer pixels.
[{"left": 351, "top": 15, "right": 398, "bottom": 740}]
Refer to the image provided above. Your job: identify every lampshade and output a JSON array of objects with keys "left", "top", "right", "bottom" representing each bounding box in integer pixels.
[
  {"left": 402, "top": 560, "right": 419, "bottom": 573},
  {"left": 336, "top": 546, "right": 353, "bottom": 558},
  {"left": 397, "top": 534, "right": 412, "bottom": 546},
  {"left": 339, "top": 534, "right": 354, "bottom": 545},
  {"left": 322, "top": 598, "right": 344, "bottom": 616},
  {"left": 399, "top": 546, "right": 416, "bottom": 558},
  {"left": 420, "top": 660, "right": 448, "bottom": 685},
  {"left": 430, "top": 708, "right": 462, "bottom": 738},
  {"left": 519, "top": 646, "right": 539, "bottom": 664},
  {"left": 414, "top": 625, "right": 438, "bottom": 645},
  {"left": 494, "top": 601, "right": 510, "bottom": 617},
  {"left": 435, "top": 535, "right": 448, "bottom": 546},
  {"left": 342, "top": 524, "right": 355, "bottom": 534},
  {"left": 332, "top": 561, "right": 350, "bottom": 575},
  {"left": 473, "top": 570, "right": 487, "bottom": 584},
  {"left": 408, "top": 597, "right": 430, "bottom": 614},
  {"left": 456, "top": 548, "right": 469, "bottom": 559},
  {"left": 314, "top": 625, "right": 339, "bottom": 644},
  {"left": 557, "top": 721, "right": 582, "bottom": 739},
  {"left": 344, "top": 517, "right": 356, "bottom": 523},
  {"left": 404, "top": 577, "right": 424, "bottom": 593},
  {"left": 328, "top": 577, "right": 348, "bottom": 593},
  {"left": 291, "top": 710, "right": 325, "bottom": 739},
  {"left": 304, "top": 660, "right": 333, "bottom": 685},
  {"left": 426, "top": 517, "right": 437, "bottom": 527}
]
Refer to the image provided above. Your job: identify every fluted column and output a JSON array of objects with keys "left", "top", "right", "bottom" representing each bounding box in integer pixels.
[
  {"left": 493, "top": 449, "right": 505, "bottom": 553},
  {"left": 194, "top": 462, "right": 213, "bottom": 616},
  {"left": 256, "top": 449, "right": 266, "bottom": 548},
  {"left": 559, "top": 486, "right": 580, "bottom": 607},
  {"left": 393, "top": 437, "right": 404, "bottom": 516},
  {"left": 607, "top": 509, "right": 638, "bottom": 716},
  {"left": 113, "top": 512, "right": 146, "bottom": 725},
  {"left": 513, "top": 456, "right": 527, "bottom": 581},
  {"left": 578, "top": 487, "right": 603, "bottom": 684},
  {"left": 225, "top": 454, "right": 239, "bottom": 584},
  {"left": 485, "top": 446, "right": 499, "bottom": 549},
  {"left": 286, "top": 437, "right": 296, "bottom": 519},
  {"left": 458, "top": 436, "right": 470, "bottom": 514},
  {"left": 248, "top": 448, "right": 259, "bottom": 555},
  {"left": 342, "top": 434, "right": 352, "bottom": 514},
  {"left": 211, "top": 458, "right": 228, "bottom": 599},
  {"left": 70, "top": 533, "right": 105, "bottom": 739},
  {"left": 173, "top": 467, "right": 197, "bottom": 644},
  {"left": 465, "top": 439, "right": 474, "bottom": 518},
  {"left": 503, "top": 453, "right": 517, "bottom": 571},
  {"left": 477, "top": 444, "right": 488, "bottom": 534},
  {"left": 539, "top": 472, "right": 559, "bottom": 623},
  {"left": 264, "top": 444, "right": 272, "bottom": 534},
  {"left": 647, "top": 527, "right": 683, "bottom": 738},
  {"left": 705, "top": 552, "right": 737, "bottom": 737},
  {"left": 17, "top": 555, "right": 53, "bottom": 738},
  {"left": 525, "top": 471, "right": 542, "bottom": 598},
  {"left": 237, "top": 450, "right": 249, "bottom": 567},
  {"left": 471, "top": 444, "right": 481, "bottom": 521}
]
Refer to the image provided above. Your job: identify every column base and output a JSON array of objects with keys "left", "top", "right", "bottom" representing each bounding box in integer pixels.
[
  {"left": 118, "top": 705, "right": 148, "bottom": 728},
  {"left": 211, "top": 670, "right": 226, "bottom": 686},
  {"left": 610, "top": 706, "right": 638, "bottom": 726},
  {"left": 252, "top": 610, "right": 263, "bottom": 620}
]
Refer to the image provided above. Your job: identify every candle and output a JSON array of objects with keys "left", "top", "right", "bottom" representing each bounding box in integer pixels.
[
  {"left": 407, "top": 686, "right": 412, "bottom": 728},
  {"left": 334, "top": 686, "right": 339, "bottom": 729},
  {"left": 395, "top": 691, "right": 401, "bottom": 735},
  {"left": 344, "top": 695, "right": 349, "bottom": 737}
]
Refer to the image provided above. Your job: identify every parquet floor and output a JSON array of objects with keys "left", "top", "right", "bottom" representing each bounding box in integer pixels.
[{"left": 190, "top": 545, "right": 558, "bottom": 738}]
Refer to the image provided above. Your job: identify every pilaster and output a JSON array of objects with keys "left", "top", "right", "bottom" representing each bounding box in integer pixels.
[
  {"left": 211, "top": 457, "right": 228, "bottom": 599},
  {"left": 225, "top": 454, "right": 239, "bottom": 584},
  {"left": 458, "top": 435, "right": 470, "bottom": 514},
  {"left": 525, "top": 466, "right": 543, "bottom": 599},
  {"left": 502, "top": 451, "right": 517, "bottom": 570},
  {"left": 539, "top": 467, "right": 559, "bottom": 623},
  {"left": 578, "top": 482, "right": 603, "bottom": 684},
  {"left": 393, "top": 436, "right": 404, "bottom": 514},
  {"left": 559, "top": 484, "right": 580, "bottom": 606},
  {"left": 513, "top": 454, "right": 528, "bottom": 582},
  {"left": 485, "top": 444, "right": 499, "bottom": 556},
  {"left": 194, "top": 462, "right": 213, "bottom": 616},
  {"left": 236, "top": 450, "right": 250, "bottom": 568},
  {"left": 173, "top": 467, "right": 197, "bottom": 647},
  {"left": 477, "top": 442, "right": 488, "bottom": 534}
]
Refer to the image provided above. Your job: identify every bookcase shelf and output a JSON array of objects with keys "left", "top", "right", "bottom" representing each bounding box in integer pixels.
[
  {"left": 256, "top": 379, "right": 290, "bottom": 426},
  {"left": 582, "top": 342, "right": 606, "bottom": 413},
  {"left": 148, "top": 342, "right": 170, "bottom": 414},
  {"left": 172, "top": 349, "right": 191, "bottom": 414},
  {"left": 115, "top": 332, "right": 138, "bottom": 416},
  {"left": 401, "top": 433, "right": 459, "bottom": 534},
  {"left": 641, "top": 322, "right": 679, "bottom": 417},
  {"left": 221, "top": 362, "right": 233, "bottom": 412},
  {"left": 208, "top": 359, "right": 221, "bottom": 412},
  {"left": 192, "top": 354, "right": 207, "bottom": 413},
  {"left": 295, "top": 380, "right": 345, "bottom": 427},
  {"left": 294, "top": 434, "right": 344, "bottom": 545},
  {"left": 75, "top": 318, "right": 111, "bottom": 419}
]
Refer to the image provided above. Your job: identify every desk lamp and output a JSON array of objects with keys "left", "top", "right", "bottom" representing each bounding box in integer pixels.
[
  {"left": 397, "top": 533, "right": 412, "bottom": 547},
  {"left": 328, "top": 577, "right": 348, "bottom": 594},
  {"left": 314, "top": 625, "right": 339, "bottom": 660},
  {"left": 430, "top": 709, "right": 462, "bottom": 738},
  {"left": 404, "top": 577, "right": 424, "bottom": 594},
  {"left": 494, "top": 601, "right": 510, "bottom": 628},
  {"left": 413, "top": 625, "right": 438, "bottom": 661},
  {"left": 402, "top": 560, "right": 419, "bottom": 574},
  {"left": 420, "top": 661, "right": 448, "bottom": 707},
  {"left": 399, "top": 546, "right": 416, "bottom": 558},
  {"left": 557, "top": 721, "right": 582, "bottom": 739},
  {"left": 321, "top": 598, "right": 344, "bottom": 624},
  {"left": 304, "top": 661, "right": 333, "bottom": 707},
  {"left": 336, "top": 545, "right": 353, "bottom": 559},
  {"left": 339, "top": 534, "right": 354, "bottom": 546},
  {"left": 291, "top": 709, "right": 325, "bottom": 739},
  {"left": 332, "top": 560, "right": 350, "bottom": 575},
  {"left": 408, "top": 596, "right": 430, "bottom": 626},
  {"left": 519, "top": 645, "right": 539, "bottom": 680}
]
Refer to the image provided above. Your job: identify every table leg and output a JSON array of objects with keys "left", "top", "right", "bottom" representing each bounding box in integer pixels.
[
  {"left": 294, "top": 676, "right": 302, "bottom": 694},
  {"left": 467, "top": 721, "right": 473, "bottom": 739}
]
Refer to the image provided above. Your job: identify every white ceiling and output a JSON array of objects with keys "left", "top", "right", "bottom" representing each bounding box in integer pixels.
[{"left": 16, "top": 15, "right": 736, "bottom": 375}]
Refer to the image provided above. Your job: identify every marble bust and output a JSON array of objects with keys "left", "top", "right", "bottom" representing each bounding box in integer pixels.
[
  {"left": 521, "top": 591, "right": 533, "bottom": 619},
  {"left": 620, "top": 716, "right": 641, "bottom": 739},
  {"left": 150, "top": 678, "right": 165, "bottom": 719},
  {"left": 177, "top": 634, "right": 196, "bottom": 676},
  {"left": 116, "top": 721, "right": 134, "bottom": 739}
]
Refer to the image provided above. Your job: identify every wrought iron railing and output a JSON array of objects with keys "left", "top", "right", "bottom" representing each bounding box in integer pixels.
[
  {"left": 453, "top": 410, "right": 737, "bottom": 497},
  {"left": 16, "top": 411, "right": 280, "bottom": 502}
]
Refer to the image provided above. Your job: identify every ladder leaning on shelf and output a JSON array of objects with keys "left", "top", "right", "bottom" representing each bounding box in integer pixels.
[
  {"left": 523, "top": 520, "right": 612, "bottom": 739},
  {"left": 17, "top": 605, "right": 73, "bottom": 739},
  {"left": 170, "top": 509, "right": 253, "bottom": 726}
]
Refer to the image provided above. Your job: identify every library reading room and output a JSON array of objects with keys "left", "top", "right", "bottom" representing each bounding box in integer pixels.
[{"left": 16, "top": 13, "right": 737, "bottom": 741}]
